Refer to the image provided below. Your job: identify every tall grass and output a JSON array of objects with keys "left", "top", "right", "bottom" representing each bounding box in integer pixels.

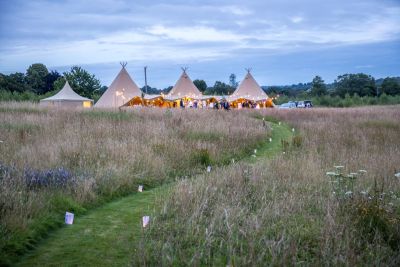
[
  {"left": 0, "top": 102, "right": 268, "bottom": 264},
  {"left": 134, "top": 106, "right": 400, "bottom": 266}
]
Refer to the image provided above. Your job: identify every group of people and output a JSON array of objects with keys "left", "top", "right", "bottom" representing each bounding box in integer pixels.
[{"left": 178, "top": 99, "right": 231, "bottom": 110}]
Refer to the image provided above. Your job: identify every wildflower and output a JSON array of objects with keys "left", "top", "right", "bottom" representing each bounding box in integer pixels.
[
  {"left": 349, "top": 172, "right": 358, "bottom": 176},
  {"left": 334, "top": 165, "right": 344, "bottom": 169},
  {"left": 292, "top": 128, "right": 295, "bottom": 132},
  {"left": 278, "top": 122, "right": 281, "bottom": 125},
  {"left": 360, "top": 191, "right": 368, "bottom": 195},
  {"left": 395, "top": 172, "right": 400, "bottom": 178},
  {"left": 269, "top": 138, "right": 272, "bottom": 142},
  {"left": 254, "top": 149, "right": 257, "bottom": 154},
  {"left": 345, "top": 191, "right": 353, "bottom": 196},
  {"left": 358, "top": 170, "right": 367, "bottom": 173}
]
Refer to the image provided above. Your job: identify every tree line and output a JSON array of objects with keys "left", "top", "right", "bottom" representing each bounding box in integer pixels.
[
  {"left": 265, "top": 74, "right": 400, "bottom": 98},
  {"left": 0, "top": 63, "right": 106, "bottom": 101},
  {"left": 1, "top": 63, "right": 399, "bottom": 104}
]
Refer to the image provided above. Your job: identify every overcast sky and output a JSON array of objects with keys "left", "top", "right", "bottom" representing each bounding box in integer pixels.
[{"left": 0, "top": 0, "right": 399, "bottom": 88}]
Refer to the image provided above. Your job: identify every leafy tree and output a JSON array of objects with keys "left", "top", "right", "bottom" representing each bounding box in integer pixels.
[
  {"left": 53, "top": 77, "right": 67, "bottom": 91},
  {"left": 100, "top": 86, "right": 108, "bottom": 93},
  {"left": 193, "top": 79, "right": 207, "bottom": 92},
  {"left": 310, "top": 76, "right": 327, "bottom": 96},
  {"left": 26, "top": 63, "right": 49, "bottom": 94},
  {"left": 1, "top": 72, "right": 30, "bottom": 93},
  {"left": 63, "top": 66, "right": 102, "bottom": 98},
  {"left": 141, "top": 85, "right": 161, "bottom": 94},
  {"left": 229, "top": 73, "right": 238, "bottom": 88},
  {"left": 0, "top": 73, "right": 7, "bottom": 90},
  {"left": 334, "top": 73, "right": 376, "bottom": 97},
  {"left": 380, "top": 77, "right": 400, "bottom": 96},
  {"left": 205, "top": 81, "right": 235, "bottom": 95},
  {"left": 162, "top": 86, "right": 173, "bottom": 94},
  {"left": 45, "top": 70, "right": 61, "bottom": 93}
]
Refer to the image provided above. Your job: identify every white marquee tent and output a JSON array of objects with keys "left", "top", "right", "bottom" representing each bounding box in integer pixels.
[{"left": 40, "top": 80, "right": 93, "bottom": 108}]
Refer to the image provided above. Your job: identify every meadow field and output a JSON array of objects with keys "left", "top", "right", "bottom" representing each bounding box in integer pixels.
[
  {"left": 0, "top": 103, "right": 399, "bottom": 266},
  {"left": 0, "top": 102, "right": 267, "bottom": 265},
  {"left": 133, "top": 106, "right": 400, "bottom": 266}
]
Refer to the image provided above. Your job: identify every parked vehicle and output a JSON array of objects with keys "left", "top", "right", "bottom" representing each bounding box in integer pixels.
[
  {"left": 304, "top": 100, "right": 313, "bottom": 108},
  {"left": 278, "top": 102, "right": 296, "bottom": 109},
  {"left": 297, "top": 101, "right": 305, "bottom": 108}
]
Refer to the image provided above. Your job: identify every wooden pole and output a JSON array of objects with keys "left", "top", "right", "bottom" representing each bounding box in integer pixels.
[{"left": 144, "top": 66, "right": 148, "bottom": 94}]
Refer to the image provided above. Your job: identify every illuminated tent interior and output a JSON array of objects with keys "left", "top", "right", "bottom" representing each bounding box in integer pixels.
[
  {"left": 96, "top": 65, "right": 275, "bottom": 109},
  {"left": 228, "top": 70, "right": 275, "bottom": 108},
  {"left": 39, "top": 80, "right": 93, "bottom": 108}
]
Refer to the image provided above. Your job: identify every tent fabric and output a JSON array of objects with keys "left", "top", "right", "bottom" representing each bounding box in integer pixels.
[
  {"left": 95, "top": 66, "right": 142, "bottom": 108},
  {"left": 228, "top": 72, "right": 269, "bottom": 102},
  {"left": 40, "top": 81, "right": 92, "bottom": 102},
  {"left": 165, "top": 70, "right": 202, "bottom": 100}
]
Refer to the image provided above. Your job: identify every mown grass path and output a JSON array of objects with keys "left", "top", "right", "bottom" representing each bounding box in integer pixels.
[{"left": 17, "top": 120, "right": 292, "bottom": 266}]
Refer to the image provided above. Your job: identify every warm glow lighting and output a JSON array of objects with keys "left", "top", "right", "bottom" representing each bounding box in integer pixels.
[{"left": 83, "top": 101, "right": 92, "bottom": 108}]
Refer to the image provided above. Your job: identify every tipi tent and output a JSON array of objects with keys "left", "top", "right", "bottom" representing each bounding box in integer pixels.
[
  {"left": 95, "top": 63, "right": 143, "bottom": 108},
  {"left": 229, "top": 70, "right": 269, "bottom": 102},
  {"left": 40, "top": 80, "right": 93, "bottom": 108},
  {"left": 165, "top": 69, "right": 202, "bottom": 100}
]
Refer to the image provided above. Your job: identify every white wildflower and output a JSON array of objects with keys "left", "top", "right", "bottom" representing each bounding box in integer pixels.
[
  {"left": 269, "top": 138, "right": 272, "bottom": 142},
  {"left": 358, "top": 170, "right": 367, "bottom": 173},
  {"left": 326, "top": 172, "right": 336, "bottom": 176},
  {"left": 334, "top": 165, "right": 344, "bottom": 169},
  {"left": 292, "top": 128, "right": 295, "bottom": 132},
  {"left": 345, "top": 191, "right": 353, "bottom": 196},
  {"left": 395, "top": 172, "right": 400, "bottom": 178}
]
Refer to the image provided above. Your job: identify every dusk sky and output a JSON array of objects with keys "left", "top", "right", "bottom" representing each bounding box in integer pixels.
[{"left": 0, "top": 0, "right": 399, "bottom": 88}]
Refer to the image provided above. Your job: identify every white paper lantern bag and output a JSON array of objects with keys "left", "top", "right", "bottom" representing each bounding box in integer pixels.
[
  {"left": 138, "top": 185, "right": 143, "bottom": 192},
  {"left": 142, "top": 216, "right": 150, "bottom": 228},
  {"left": 65, "top": 212, "right": 74, "bottom": 225}
]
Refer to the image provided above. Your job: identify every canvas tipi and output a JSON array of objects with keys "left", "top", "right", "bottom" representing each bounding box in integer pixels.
[
  {"left": 229, "top": 70, "right": 269, "bottom": 102},
  {"left": 95, "top": 63, "right": 143, "bottom": 108},
  {"left": 165, "top": 68, "right": 202, "bottom": 100},
  {"left": 40, "top": 80, "right": 93, "bottom": 108}
]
